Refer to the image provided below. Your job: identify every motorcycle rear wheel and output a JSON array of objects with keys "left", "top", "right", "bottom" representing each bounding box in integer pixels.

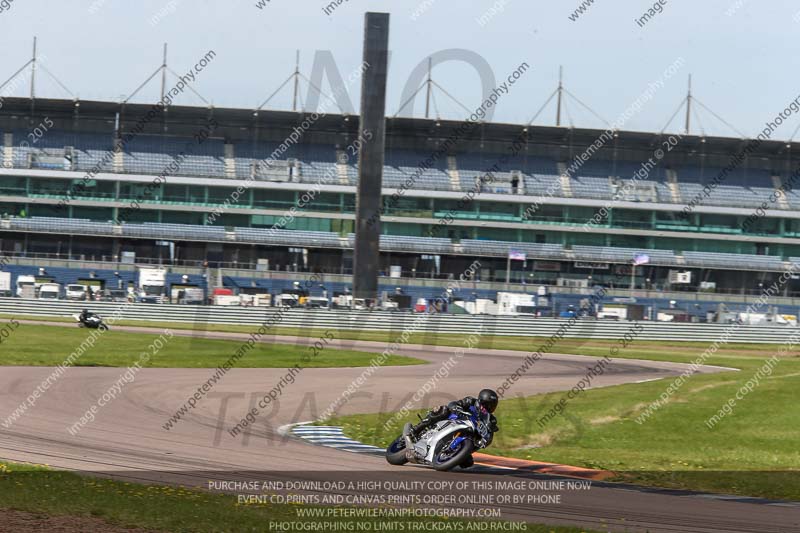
[{"left": 432, "top": 436, "right": 474, "bottom": 472}]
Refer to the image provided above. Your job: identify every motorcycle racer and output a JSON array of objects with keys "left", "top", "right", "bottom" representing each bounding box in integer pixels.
[
  {"left": 405, "top": 388, "right": 500, "bottom": 441},
  {"left": 79, "top": 308, "right": 98, "bottom": 322}
]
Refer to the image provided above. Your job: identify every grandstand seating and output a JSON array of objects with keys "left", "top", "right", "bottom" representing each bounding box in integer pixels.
[
  {"left": 6, "top": 95, "right": 800, "bottom": 312},
  {"left": 457, "top": 152, "right": 563, "bottom": 196},
  {"left": 234, "top": 141, "right": 338, "bottom": 183},
  {"left": 10, "top": 217, "right": 116, "bottom": 236},
  {"left": 3, "top": 216, "right": 794, "bottom": 272},
  {"left": 374, "top": 234, "right": 451, "bottom": 254},
  {"left": 234, "top": 228, "right": 344, "bottom": 248},
  {"left": 571, "top": 245, "right": 678, "bottom": 265},
  {"left": 1, "top": 127, "right": 793, "bottom": 213},
  {"left": 459, "top": 240, "right": 564, "bottom": 259},
  {"left": 683, "top": 251, "right": 785, "bottom": 270},
  {"left": 122, "top": 222, "right": 227, "bottom": 240},
  {"left": 2, "top": 128, "right": 798, "bottom": 279},
  {"left": 382, "top": 148, "right": 451, "bottom": 191},
  {"left": 73, "top": 132, "right": 117, "bottom": 172},
  {"left": 676, "top": 165, "right": 778, "bottom": 208},
  {"left": 124, "top": 135, "right": 226, "bottom": 177}
]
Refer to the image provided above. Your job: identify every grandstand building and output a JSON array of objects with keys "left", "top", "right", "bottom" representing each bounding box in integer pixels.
[{"left": 1, "top": 96, "right": 799, "bottom": 302}]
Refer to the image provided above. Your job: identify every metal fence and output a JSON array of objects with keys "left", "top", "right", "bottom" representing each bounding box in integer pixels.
[{"left": 1, "top": 297, "right": 798, "bottom": 344}]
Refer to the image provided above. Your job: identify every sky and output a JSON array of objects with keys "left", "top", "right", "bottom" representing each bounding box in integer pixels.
[{"left": 1, "top": 0, "right": 798, "bottom": 139}]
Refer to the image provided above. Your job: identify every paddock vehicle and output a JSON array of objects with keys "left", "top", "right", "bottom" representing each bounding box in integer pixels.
[
  {"left": 38, "top": 283, "right": 61, "bottom": 300},
  {"left": 66, "top": 284, "right": 89, "bottom": 301}
]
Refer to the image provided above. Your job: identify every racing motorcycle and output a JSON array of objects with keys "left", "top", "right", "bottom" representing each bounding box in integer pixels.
[
  {"left": 72, "top": 313, "right": 109, "bottom": 331},
  {"left": 385, "top": 407, "right": 493, "bottom": 471}
]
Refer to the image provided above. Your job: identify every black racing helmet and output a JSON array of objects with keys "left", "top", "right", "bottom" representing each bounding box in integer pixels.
[{"left": 478, "top": 389, "right": 499, "bottom": 413}]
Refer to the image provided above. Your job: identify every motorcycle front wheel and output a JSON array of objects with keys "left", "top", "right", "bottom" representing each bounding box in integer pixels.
[
  {"left": 385, "top": 435, "right": 408, "bottom": 465},
  {"left": 432, "top": 435, "right": 474, "bottom": 472}
]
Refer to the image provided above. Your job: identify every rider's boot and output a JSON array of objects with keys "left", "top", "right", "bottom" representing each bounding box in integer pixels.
[
  {"left": 406, "top": 415, "right": 435, "bottom": 440},
  {"left": 402, "top": 423, "right": 416, "bottom": 461}
]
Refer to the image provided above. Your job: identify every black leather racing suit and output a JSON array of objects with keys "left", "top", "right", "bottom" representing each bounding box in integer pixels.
[{"left": 409, "top": 396, "right": 499, "bottom": 439}]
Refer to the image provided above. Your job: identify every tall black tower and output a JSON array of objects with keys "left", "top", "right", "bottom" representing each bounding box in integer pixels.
[{"left": 352, "top": 12, "right": 390, "bottom": 302}]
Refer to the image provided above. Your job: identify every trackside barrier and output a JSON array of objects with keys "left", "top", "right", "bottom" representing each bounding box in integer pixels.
[{"left": 1, "top": 298, "right": 798, "bottom": 344}]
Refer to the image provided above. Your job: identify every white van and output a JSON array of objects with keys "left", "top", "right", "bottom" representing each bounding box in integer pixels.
[
  {"left": 66, "top": 284, "right": 89, "bottom": 301},
  {"left": 16, "top": 275, "right": 36, "bottom": 298},
  {"left": 0, "top": 271, "right": 11, "bottom": 297},
  {"left": 38, "top": 283, "right": 61, "bottom": 300}
]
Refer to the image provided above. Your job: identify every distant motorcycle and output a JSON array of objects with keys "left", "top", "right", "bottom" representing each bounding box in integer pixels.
[
  {"left": 385, "top": 407, "right": 493, "bottom": 471},
  {"left": 72, "top": 313, "right": 109, "bottom": 331}
]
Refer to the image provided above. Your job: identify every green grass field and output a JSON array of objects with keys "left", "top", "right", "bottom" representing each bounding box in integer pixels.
[
  {"left": 323, "top": 341, "right": 800, "bottom": 501},
  {"left": 0, "top": 322, "right": 424, "bottom": 368},
  {"left": 3, "top": 311, "right": 793, "bottom": 356},
  {"left": 0, "top": 461, "right": 602, "bottom": 533}
]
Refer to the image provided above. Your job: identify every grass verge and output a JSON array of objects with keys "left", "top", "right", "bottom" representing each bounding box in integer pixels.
[
  {"left": 0, "top": 323, "right": 423, "bottom": 368},
  {"left": 0, "top": 461, "right": 602, "bottom": 533},
  {"left": 323, "top": 341, "right": 800, "bottom": 501},
  {"left": 2, "top": 312, "right": 791, "bottom": 357}
]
